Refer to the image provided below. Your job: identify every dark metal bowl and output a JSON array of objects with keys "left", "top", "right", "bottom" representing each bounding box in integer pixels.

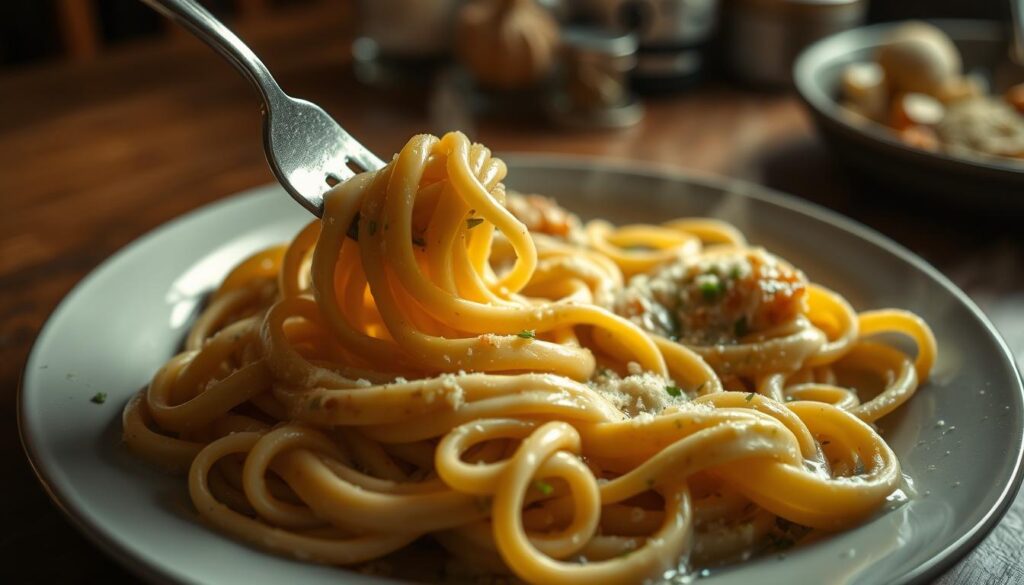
[{"left": 793, "top": 20, "right": 1024, "bottom": 213}]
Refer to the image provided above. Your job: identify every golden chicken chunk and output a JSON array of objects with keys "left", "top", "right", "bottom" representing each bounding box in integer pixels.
[
  {"left": 613, "top": 248, "right": 808, "bottom": 346},
  {"left": 505, "top": 192, "right": 581, "bottom": 238}
]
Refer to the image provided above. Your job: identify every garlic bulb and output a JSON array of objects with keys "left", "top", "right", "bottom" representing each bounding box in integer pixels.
[
  {"left": 456, "top": 0, "right": 560, "bottom": 90},
  {"left": 876, "top": 21, "right": 961, "bottom": 96}
]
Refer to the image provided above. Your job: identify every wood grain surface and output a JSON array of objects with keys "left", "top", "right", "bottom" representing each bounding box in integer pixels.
[{"left": 1, "top": 4, "right": 1021, "bottom": 584}]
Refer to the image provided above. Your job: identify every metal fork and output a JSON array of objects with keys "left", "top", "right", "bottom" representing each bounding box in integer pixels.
[{"left": 141, "top": 0, "right": 385, "bottom": 217}]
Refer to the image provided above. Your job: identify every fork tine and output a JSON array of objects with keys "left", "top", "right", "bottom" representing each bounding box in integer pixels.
[{"left": 345, "top": 146, "right": 387, "bottom": 173}]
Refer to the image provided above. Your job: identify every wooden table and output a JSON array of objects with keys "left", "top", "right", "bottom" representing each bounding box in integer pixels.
[{"left": 1, "top": 5, "right": 1021, "bottom": 584}]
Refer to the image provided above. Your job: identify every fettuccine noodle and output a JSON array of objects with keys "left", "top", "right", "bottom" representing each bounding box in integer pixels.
[{"left": 123, "top": 132, "right": 936, "bottom": 583}]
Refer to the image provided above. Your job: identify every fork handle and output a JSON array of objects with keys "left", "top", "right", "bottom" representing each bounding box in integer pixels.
[{"left": 141, "top": 0, "right": 285, "bottom": 109}]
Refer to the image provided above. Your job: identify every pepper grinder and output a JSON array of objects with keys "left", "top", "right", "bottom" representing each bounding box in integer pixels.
[{"left": 547, "top": 27, "right": 645, "bottom": 129}]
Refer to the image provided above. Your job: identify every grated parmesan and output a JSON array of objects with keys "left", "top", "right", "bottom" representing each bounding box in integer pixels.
[{"left": 589, "top": 368, "right": 687, "bottom": 417}]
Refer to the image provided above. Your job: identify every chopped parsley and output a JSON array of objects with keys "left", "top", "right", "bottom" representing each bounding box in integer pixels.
[
  {"left": 665, "top": 385, "right": 683, "bottom": 397},
  {"left": 699, "top": 276, "right": 723, "bottom": 301},
  {"left": 533, "top": 480, "right": 554, "bottom": 496},
  {"left": 729, "top": 265, "right": 742, "bottom": 279},
  {"left": 90, "top": 392, "right": 107, "bottom": 404},
  {"left": 466, "top": 218, "right": 485, "bottom": 230},
  {"left": 516, "top": 330, "right": 536, "bottom": 339},
  {"left": 745, "top": 392, "right": 755, "bottom": 402},
  {"left": 734, "top": 315, "right": 749, "bottom": 337}
]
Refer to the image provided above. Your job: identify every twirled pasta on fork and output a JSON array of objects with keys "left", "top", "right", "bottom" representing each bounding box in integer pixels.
[{"left": 123, "top": 132, "right": 936, "bottom": 584}]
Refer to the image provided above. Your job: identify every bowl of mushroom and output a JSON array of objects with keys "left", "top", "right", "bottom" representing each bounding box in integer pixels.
[{"left": 794, "top": 19, "right": 1024, "bottom": 213}]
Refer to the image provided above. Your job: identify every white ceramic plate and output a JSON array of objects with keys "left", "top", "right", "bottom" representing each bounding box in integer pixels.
[{"left": 20, "top": 158, "right": 1024, "bottom": 585}]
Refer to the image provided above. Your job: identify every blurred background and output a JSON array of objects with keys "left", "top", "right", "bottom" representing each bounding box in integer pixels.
[
  {"left": 0, "top": 0, "right": 1008, "bottom": 67},
  {"left": 2, "top": 2, "right": 1023, "bottom": 582}
]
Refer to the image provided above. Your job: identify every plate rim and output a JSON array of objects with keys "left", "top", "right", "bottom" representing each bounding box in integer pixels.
[
  {"left": 18, "top": 155, "right": 1024, "bottom": 585},
  {"left": 17, "top": 188, "right": 293, "bottom": 585}
]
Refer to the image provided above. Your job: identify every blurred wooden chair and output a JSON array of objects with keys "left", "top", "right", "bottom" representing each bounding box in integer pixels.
[{"left": 55, "top": 0, "right": 100, "bottom": 60}]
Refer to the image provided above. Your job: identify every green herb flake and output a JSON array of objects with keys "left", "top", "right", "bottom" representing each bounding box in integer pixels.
[
  {"left": 745, "top": 392, "right": 755, "bottom": 402},
  {"left": 309, "top": 395, "right": 323, "bottom": 410},
  {"left": 533, "top": 480, "right": 554, "bottom": 496},
  {"left": 729, "top": 265, "right": 742, "bottom": 279},
  {"left": 694, "top": 381, "right": 707, "bottom": 394},
  {"left": 90, "top": 392, "right": 107, "bottom": 404},
  {"left": 368, "top": 220, "right": 378, "bottom": 235},
  {"left": 516, "top": 329, "right": 536, "bottom": 339},
  {"left": 734, "top": 315, "right": 749, "bottom": 337},
  {"left": 665, "top": 385, "right": 683, "bottom": 397},
  {"left": 699, "top": 277, "right": 723, "bottom": 301},
  {"left": 645, "top": 478, "right": 656, "bottom": 490},
  {"left": 412, "top": 235, "right": 426, "bottom": 248},
  {"left": 466, "top": 218, "right": 485, "bottom": 230}
]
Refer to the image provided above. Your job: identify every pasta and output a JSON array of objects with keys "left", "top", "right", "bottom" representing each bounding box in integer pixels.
[{"left": 122, "top": 132, "right": 937, "bottom": 583}]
